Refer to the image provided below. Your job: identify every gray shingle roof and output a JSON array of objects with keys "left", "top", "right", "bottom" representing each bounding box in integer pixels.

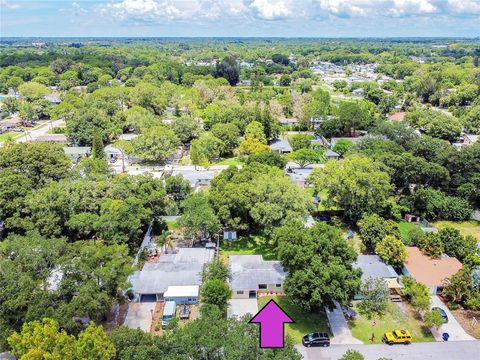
[
  {"left": 269, "top": 138, "right": 293, "bottom": 152},
  {"left": 229, "top": 255, "right": 287, "bottom": 291},
  {"left": 130, "top": 248, "right": 214, "bottom": 294},
  {"left": 353, "top": 255, "right": 398, "bottom": 283}
]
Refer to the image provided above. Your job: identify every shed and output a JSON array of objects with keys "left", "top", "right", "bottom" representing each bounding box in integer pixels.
[
  {"left": 325, "top": 149, "right": 340, "bottom": 160},
  {"left": 164, "top": 285, "right": 199, "bottom": 304}
]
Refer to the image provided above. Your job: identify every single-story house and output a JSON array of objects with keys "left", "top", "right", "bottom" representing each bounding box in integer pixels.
[
  {"left": 464, "top": 134, "right": 479, "bottom": 147},
  {"left": 353, "top": 255, "right": 402, "bottom": 300},
  {"left": 278, "top": 117, "right": 299, "bottom": 127},
  {"left": 104, "top": 144, "right": 124, "bottom": 163},
  {"left": 0, "top": 116, "right": 23, "bottom": 131},
  {"left": 269, "top": 138, "right": 292, "bottom": 154},
  {"left": 63, "top": 146, "right": 91, "bottom": 163},
  {"left": 229, "top": 255, "right": 287, "bottom": 299},
  {"left": 44, "top": 94, "right": 61, "bottom": 105},
  {"left": 129, "top": 248, "right": 214, "bottom": 302},
  {"left": 325, "top": 149, "right": 340, "bottom": 160},
  {"left": 170, "top": 170, "right": 216, "bottom": 188},
  {"left": 164, "top": 285, "right": 199, "bottom": 305},
  {"left": 402, "top": 247, "right": 463, "bottom": 295},
  {"left": 118, "top": 133, "right": 139, "bottom": 141},
  {"left": 34, "top": 134, "right": 68, "bottom": 144}
]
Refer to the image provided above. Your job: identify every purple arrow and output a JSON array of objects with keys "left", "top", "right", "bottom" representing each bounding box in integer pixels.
[{"left": 249, "top": 299, "right": 295, "bottom": 348}]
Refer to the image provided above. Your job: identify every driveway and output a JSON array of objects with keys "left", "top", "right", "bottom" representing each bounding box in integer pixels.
[
  {"left": 430, "top": 296, "right": 475, "bottom": 341},
  {"left": 325, "top": 301, "right": 362, "bottom": 344},
  {"left": 305, "top": 341, "right": 480, "bottom": 360},
  {"left": 227, "top": 298, "right": 258, "bottom": 319},
  {"left": 123, "top": 302, "right": 156, "bottom": 332}
]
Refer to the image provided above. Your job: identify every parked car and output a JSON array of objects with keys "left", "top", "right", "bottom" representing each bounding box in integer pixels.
[
  {"left": 161, "top": 301, "right": 176, "bottom": 328},
  {"left": 432, "top": 307, "right": 448, "bottom": 323},
  {"left": 179, "top": 305, "right": 191, "bottom": 320},
  {"left": 382, "top": 329, "right": 412, "bottom": 345},
  {"left": 302, "top": 332, "right": 330, "bottom": 347}
]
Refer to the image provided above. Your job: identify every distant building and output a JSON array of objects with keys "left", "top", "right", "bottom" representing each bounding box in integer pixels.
[
  {"left": 388, "top": 112, "right": 406, "bottom": 122},
  {"left": 34, "top": 134, "right": 68, "bottom": 144},
  {"left": 403, "top": 247, "right": 463, "bottom": 294},
  {"left": 269, "top": 138, "right": 292, "bottom": 154},
  {"left": 464, "top": 134, "right": 479, "bottom": 147},
  {"left": 278, "top": 117, "right": 299, "bottom": 127},
  {"left": 118, "top": 133, "right": 139, "bottom": 141},
  {"left": 325, "top": 149, "right": 340, "bottom": 160},
  {"left": 229, "top": 255, "right": 287, "bottom": 299},
  {"left": 63, "top": 146, "right": 91, "bottom": 163}
]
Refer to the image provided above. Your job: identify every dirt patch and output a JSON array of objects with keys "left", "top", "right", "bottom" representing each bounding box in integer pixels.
[
  {"left": 103, "top": 301, "right": 129, "bottom": 335},
  {"left": 150, "top": 302, "right": 165, "bottom": 336},
  {"left": 178, "top": 304, "right": 200, "bottom": 327},
  {"left": 451, "top": 308, "right": 480, "bottom": 339}
]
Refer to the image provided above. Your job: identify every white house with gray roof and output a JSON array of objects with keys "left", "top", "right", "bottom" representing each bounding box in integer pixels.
[
  {"left": 229, "top": 255, "right": 287, "bottom": 299},
  {"left": 129, "top": 248, "right": 214, "bottom": 302}
]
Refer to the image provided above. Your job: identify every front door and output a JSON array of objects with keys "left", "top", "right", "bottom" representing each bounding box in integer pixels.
[{"left": 249, "top": 291, "right": 256, "bottom": 299}]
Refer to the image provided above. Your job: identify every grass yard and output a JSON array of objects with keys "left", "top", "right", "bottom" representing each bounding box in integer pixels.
[
  {"left": 398, "top": 221, "right": 422, "bottom": 242},
  {"left": 216, "top": 157, "right": 244, "bottom": 166},
  {"left": 349, "top": 302, "right": 434, "bottom": 344},
  {"left": 433, "top": 220, "right": 480, "bottom": 241},
  {"left": 220, "top": 234, "right": 277, "bottom": 262},
  {"left": 258, "top": 295, "right": 331, "bottom": 344}
]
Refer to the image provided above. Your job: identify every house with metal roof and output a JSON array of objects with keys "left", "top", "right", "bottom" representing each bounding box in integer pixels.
[
  {"left": 63, "top": 146, "right": 91, "bottom": 163},
  {"left": 229, "top": 255, "right": 287, "bottom": 299},
  {"left": 129, "top": 248, "right": 214, "bottom": 302}
]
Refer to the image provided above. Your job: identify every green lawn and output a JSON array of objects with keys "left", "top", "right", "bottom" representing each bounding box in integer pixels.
[
  {"left": 215, "top": 157, "right": 244, "bottom": 166},
  {"left": 433, "top": 220, "right": 480, "bottom": 241},
  {"left": 165, "top": 220, "right": 179, "bottom": 230},
  {"left": 316, "top": 189, "right": 341, "bottom": 211},
  {"left": 258, "top": 295, "right": 331, "bottom": 344},
  {"left": 220, "top": 234, "right": 277, "bottom": 262},
  {"left": 349, "top": 302, "right": 434, "bottom": 344},
  {"left": 398, "top": 221, "right": 422, "bottom": 242}
]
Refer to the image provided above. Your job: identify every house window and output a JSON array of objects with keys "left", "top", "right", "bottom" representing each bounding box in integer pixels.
[
  {"left": 258, "top": 284, "right": 267, "bottom": 289},
  {"left": 237, "top": 291, "right": 244, "bottom": 295},
  {"left": 275, "top": 284, "right": 282, "bottom": 288}
]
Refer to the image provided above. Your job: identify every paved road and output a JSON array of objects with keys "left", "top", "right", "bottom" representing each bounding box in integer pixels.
[
  {"left": 16, "top": 119, "right": 65, "bottom": 143},
  {"left": 305, "top": 341, "right": 480, "bottom": 360},
  {"left": 326, "top": 301, "right": 362, "bottom": 345},
  {"left": 430, "top": 296, "right": 474, "bottom": 341}
]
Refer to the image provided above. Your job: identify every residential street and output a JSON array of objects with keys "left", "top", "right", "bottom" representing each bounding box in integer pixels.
[{"left": 304, "top": 341, "right": 480, "bottom": 360}]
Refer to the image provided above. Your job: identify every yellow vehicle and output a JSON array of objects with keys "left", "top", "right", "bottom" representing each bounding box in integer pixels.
[{"left": 382, "top": 329, "right": 412, "bottom": 345}]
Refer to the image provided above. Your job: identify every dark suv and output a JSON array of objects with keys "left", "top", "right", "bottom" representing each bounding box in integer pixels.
[{"left": 302, "top": 332, "right": 330, "bottom": 347}]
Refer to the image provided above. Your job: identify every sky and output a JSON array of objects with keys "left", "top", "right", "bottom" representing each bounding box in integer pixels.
[{"left": 1, "top": 0, "right": 480, "bottom": 38}]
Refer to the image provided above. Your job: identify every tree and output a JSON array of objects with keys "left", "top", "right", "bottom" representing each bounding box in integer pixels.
[
  {"left": 309, "top": 155, "right": 392, "bottom": 221},
  {"left": 179, "top": 193, "right": 220, "bottom": 242},
  {"left": 418, "top": 232, "right": 444, "bottom": 259},
  {"left": 171, "top": 117, "right": 200, "bottom": 144},
  {"left": 245, "top": 151, "right": 286, "bottom": 169},
  {"left": 165, "top": 175, "right": 191, "bottom": 203},
  {"left": 333, "top": 139, "right": 354, "bottom": 156},
  {"left": 339, "top": 349, "right": 364, "bottom": 360},
  {"left": 462, "top": 106, "right": 480, "bottom": 134},
  {"left": 190, "top": 132, "right": 224, "bottom": 168},
  {"left": 92, "top": 132, "right": 105, "bottom": 159},
  {"left": 424, "top": 310, "right": 445, "bottom": 329},
  {"left": 7, "top": 319, "right": 115, "bottom": 360},
  {"left": 216, "top": 56, "right": 240, "bottom": 86},
  {"left": 439, "top": 227, "right": 478, "bottom": 261},
  {"left": 201, "top": 279, "right": 231, "bottom": 313},
  {"left": 279, "top": 74, "right": 292, "bottom": 86},
  {"left": 375, "top": 235, "right": 407, "bottom": 268},
  {"left": 131, "top": 126, "right": 179, "bottom": 164},
  {"left": 289, "top": 134, "right": 313, "bottom": 151},
  {"left": 278, "top": 222, "right": 361, "bottom": 311},
  {"left": 18, "top": 81, "right": 49, "bottom": 101},
  {"left": 211, "top": 123, "right": 240, "bottom": 155},
  {"left": 68, "top": 108, "right": 112, "bottom": 146},
  {"left": 402, "top": 276, "right": 431, "bottom": 313},
  {"left": 358, "top": 214, "right": 401, "bottom": 251},
  {"left": 338, "top": 101, "right": 369, "bottom": 136},
  {"left": 236, "top": 138, "right": 271, "bottom": 156},
  {"left": 357, "top": 278, "right": 390, "bottom": 319},
  {"left": 245, "top": 120, "right": 267, "bottom": 144},
  {"left": 443, "top": 269, "right": 473, "bottom": 304},
  {"left": 286, "top": 149, "right": 323, "bottom": 168}
]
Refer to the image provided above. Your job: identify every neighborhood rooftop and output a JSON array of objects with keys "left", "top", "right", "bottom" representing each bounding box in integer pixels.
[
  {"left": 229, "top": 255, "right": 287, "bottom": 291},
  {"left": 353, "top": 255, "right": 398, "bottom": 283}
]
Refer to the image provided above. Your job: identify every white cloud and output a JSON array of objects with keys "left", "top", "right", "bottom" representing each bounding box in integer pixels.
[
  {"left": 389, "top": 0, "right": 438, "bottom": 17},
  {"left": 447, "top": 0, "right": 480, "bottom": 15},
  {"left": 72, "top": 2, "right": 88, "bottom": 16},
  {"left": 0, "top": 0, "right": 20, "bottom": 10},
  {"left": 316, "top": 0, "right": 373, "bottom": 18},
  {"left": 245, "top": 0, "right": 295, "bottom": 20},
  {"left": 102, "top": 0, "right": 184, "bottom": 23}
]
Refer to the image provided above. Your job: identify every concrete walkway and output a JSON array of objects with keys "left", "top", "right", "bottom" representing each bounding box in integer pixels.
[
  {"left": 430, "top": 296, "right": 475, "bottom": 341},
  {"left": 123, "top": 302, "right": 155, "bottom": 332},
  {"left": 325, "top": 301, "right": 363, "bottom": 344},
  {"left": 227, "top": 298, "right": 258, "bottom": 319}
]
